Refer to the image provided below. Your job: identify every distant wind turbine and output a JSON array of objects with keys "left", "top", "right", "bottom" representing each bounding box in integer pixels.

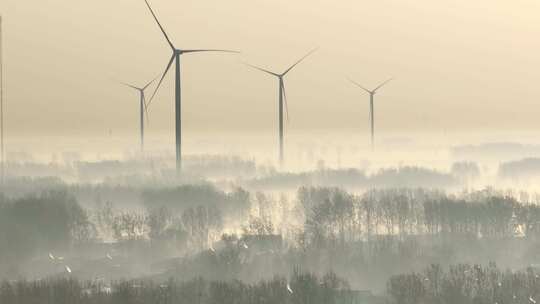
[
  {"left": 348, "top": 78, "right": 393, "bottom": 150},
  {"left": 244, "top": 49, "right": 317, "bottom": 166},
  {"left": 120, "top": 78, "right": 155, "bottom": 152},
  {"left": 143, "top": 0, "right": 239, "bottom": 175}
]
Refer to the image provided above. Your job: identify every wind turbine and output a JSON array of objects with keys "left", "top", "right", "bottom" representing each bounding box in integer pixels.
[
  {"left": 348, "top": 78, "right": 393, "bottom": 150},
  {"left": 143, "top": 0, "right": 238, "bottom": 175},
  {"left": 244, "top": 49, "right": 317, "bottom": 167},
  {"left": 120, "top": 78, "right": 155, "bottom": 152}
]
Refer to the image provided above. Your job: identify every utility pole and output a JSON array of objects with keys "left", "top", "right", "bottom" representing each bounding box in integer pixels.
[{"left": 0, "top": 16, "right": 5, "bottom": 186}]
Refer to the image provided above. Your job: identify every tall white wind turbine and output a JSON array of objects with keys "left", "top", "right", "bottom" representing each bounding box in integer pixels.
[
  {"left": 348, "top": 78, "right": 393, "bottom": 150},
  {"left": 143, "top": 0, "right": 239, "bottom": 175},
  {"left": 244, "top": 49, "right": 317, "bottom": 167},
  {"left": 120, "top": 78, "right": 155, "bottom": 152}
]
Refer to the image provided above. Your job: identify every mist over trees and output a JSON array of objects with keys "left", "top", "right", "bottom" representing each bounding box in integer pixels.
[
  {"left": 499, "top": 158, "right": 540, "bottom": 180},
  {"left": 3, "top": 153, "right": 540, "bottom": 302},
  {"left": 387, "top": 263, "right": 540, "bottom": 304},
  {"left": 451, "top": 142, "right": 540, "bottom": 163},
  {"left": 0, "top": 191, "right": 95, "bottom": 277},
  {"left": 3, "top": 179, "right": 540, "bottom": 290},
  {"left": 0, "top": 270, "right": 352, "bottom": 304},
  {"left": 2, "top": 0, "right": 540, "bottom": 300},
  {"left": 247, "top": 166, "right": 458, "bottom": 191}
]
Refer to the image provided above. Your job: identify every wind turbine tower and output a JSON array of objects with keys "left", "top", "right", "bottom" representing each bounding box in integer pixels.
[
  {"left": 244, "top": 49, "right": 317, "bottom": 167},
  {"left": 143, "top": 0, "right": 238, "bottom": 175},
  {"left": 121, "top": 78, "right": 155, "bottom": 152},
  {"left": 348, "top": 78, "right": 393, "bottom": 150}
]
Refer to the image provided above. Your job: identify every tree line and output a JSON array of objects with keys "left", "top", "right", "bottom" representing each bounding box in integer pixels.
[
  {"left": 0, "top": 270, "right": 351, "bottom": 304},
  {"left": 299, "top": 187, "right": 540, "bottom": 244},
  {"left": 387, "top": 263, "right": 540, "bottom": 304},
  {"left": 0, "top": 191, "right": 94, "bottom": 277}
]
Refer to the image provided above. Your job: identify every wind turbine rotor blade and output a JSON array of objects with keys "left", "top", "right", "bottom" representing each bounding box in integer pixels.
[
  {"left": 281, "top": 79, "right": 290, "bottom": 123},
  {"left": 143, "top": 0, "right": 175, "bottom": 50},
  {"left": 181, "top": 49, "right": 240, "bottom": 54},
  {"left": 243, "top": 62, "right": 279, "bottom": 77},
  {"left": 373, "top": 78, "right": 394, "bottom": 92},
  {"left": 142, "top": 76, "right": 159, "bottom": 91},
  {"left": 143, "top": 94, "right": 150, "bottom": 125},
  {"left": 347, "top": 78, "right": 372, "bottom": 94},
  {"left": 282, "top": 47, "right": 318, "bottom": 76},
  {"left": 147, "top": 54, "right": 175, "bottom": 108},
  {"left": 120, "top": 82, "right": 141, "bottom": 91}
]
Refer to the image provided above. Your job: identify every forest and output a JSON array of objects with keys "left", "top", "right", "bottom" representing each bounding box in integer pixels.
[{"left": 2, "top": 158, "right": 540, "bottom": 304}]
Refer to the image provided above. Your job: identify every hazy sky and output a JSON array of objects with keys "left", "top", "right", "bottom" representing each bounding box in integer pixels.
[{"left": 1, "top": 0, "right": 540, "bottom": 138}]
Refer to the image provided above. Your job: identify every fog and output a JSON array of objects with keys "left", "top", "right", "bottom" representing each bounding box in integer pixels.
[
  {"left": 2, "top": 0, "right": 540, "bottom": 303},
  {"left": 3, "top": 141, "right": 540, "bottom": 302}
]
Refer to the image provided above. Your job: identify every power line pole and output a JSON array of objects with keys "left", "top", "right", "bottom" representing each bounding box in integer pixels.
[{"left": 0, "top": 16, "right": 5, "bottom": 186}]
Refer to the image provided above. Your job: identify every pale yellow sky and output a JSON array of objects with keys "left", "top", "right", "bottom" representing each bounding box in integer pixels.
[{"left": 1, "top": 0, "right": 540, "bottom": 138}]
